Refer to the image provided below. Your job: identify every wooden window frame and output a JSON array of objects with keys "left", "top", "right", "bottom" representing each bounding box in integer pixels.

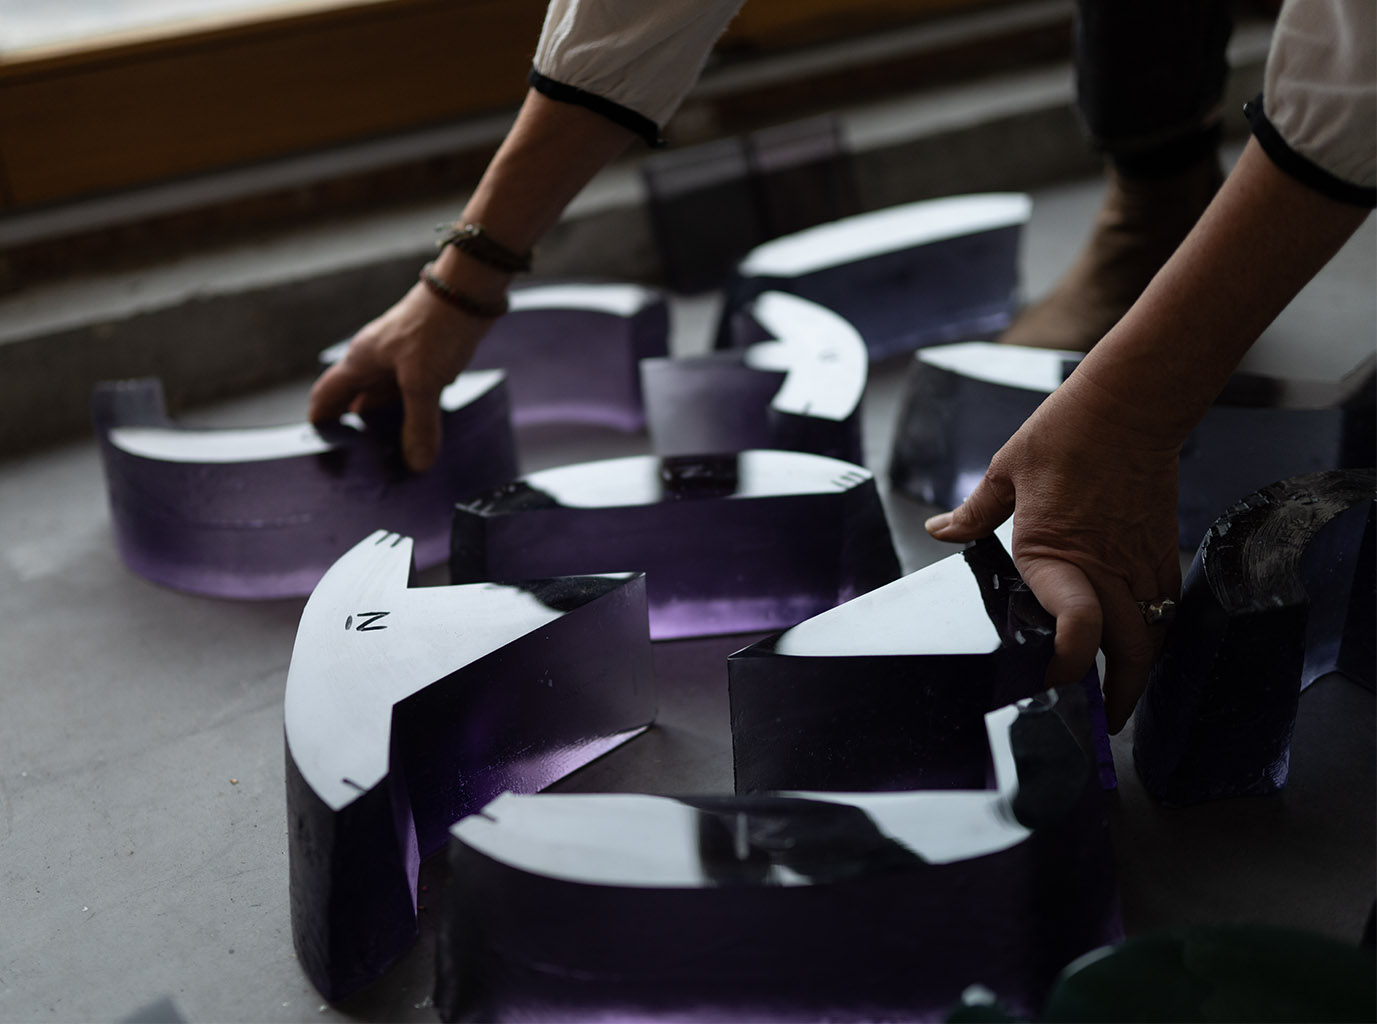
[{"left": 0, "top": 0, "right": 1001, "bottom": 213}]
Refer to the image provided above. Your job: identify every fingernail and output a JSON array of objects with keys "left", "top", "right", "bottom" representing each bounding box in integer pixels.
[{"left": 924, "top": 512, "right": 953, "bottom": 536}]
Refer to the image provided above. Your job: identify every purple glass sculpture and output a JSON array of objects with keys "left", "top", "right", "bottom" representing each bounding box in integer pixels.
[
  {"left": 731, "top": 529, "right": 1116, "bottom": 793},
  {"left": 437, "top": 683, "right": 1120, "bottom": 1023},
  {"left": 322, "top": 282, "right": 668, "bottom": 431},
  {"left": 92, "top": 374, "right": 516, "bottom": 599},
  {"left": 888, "top": 342, "right": 1377, "bottom": 546},
  {"left": 1133, "top": 469, "right": 1376, "bottom": 805},
  {"left": 718, "top": 194, "right": 1030, "bottom": 360},
  {"left": 284, "top": 530, "right": 655, "bottom": 1000},
  {"left": 450, "top": 449, "right": 901, "bottom": 639},
  {"left": 641, "top": 291, "right": 867, "bottom": 464}
]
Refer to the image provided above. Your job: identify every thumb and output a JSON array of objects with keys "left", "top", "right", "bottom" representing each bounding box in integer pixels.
[
  {"left": 399, "top": 386, "right": 444, "bottom": 473},
  {"left": 924, "top": 471, "right": 1015, "bottom": 542}
]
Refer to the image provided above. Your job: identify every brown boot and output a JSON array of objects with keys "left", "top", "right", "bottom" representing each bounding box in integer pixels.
[{"left": 999, "top": 155, "right": 1223, "bottom": 351}]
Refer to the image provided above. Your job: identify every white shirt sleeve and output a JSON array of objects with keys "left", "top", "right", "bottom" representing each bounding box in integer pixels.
[
  {"left": 1262, "top": 0, "right": 1375, "bottom": 193},
  {"left": 533, "top": 0, "right": 747, "bottom": 131}
]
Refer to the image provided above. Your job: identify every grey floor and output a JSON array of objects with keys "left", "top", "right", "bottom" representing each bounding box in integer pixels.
[{"left": 1, "top": 154, "right": 1373, "bottom": 1023}]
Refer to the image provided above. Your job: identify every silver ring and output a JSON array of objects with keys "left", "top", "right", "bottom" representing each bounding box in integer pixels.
[{"left": 1138, "top": 598, "right": 1177, "bottom": 627}]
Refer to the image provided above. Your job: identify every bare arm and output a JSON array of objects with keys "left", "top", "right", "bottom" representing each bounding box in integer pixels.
[
  {"left": 307, "top": 89, "right": 635, "bottom": 470},
  {"left": 927, "top": 138, "right": 1370, "bottom": 731}
]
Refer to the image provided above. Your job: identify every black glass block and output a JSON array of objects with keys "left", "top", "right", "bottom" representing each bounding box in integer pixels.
[
  {"left": 730, "top": 530, "right": 1115, "bottom": 793},
  {"left": 717, "top": 195, "right": 1030, "bottom": 360},
  {"left": 451, "top": 449, "right": 901, "bottom": 639},
  {"left": 322, "top": 282, "right": 669, "bottom": 431},
  {"left": 91, "top": 374, "right": 516, "bottom": 599},
  {"left": 746, "top": 115, "right": 861, "bottom": 241},
  {"left": 284, "top": 531, "right": 655, "bottom": 1000},
  {"left": 641, "top": 116, "right": 859, "bottom": 294},
  {"left": 888, "top": 342, "right": 1377, "bottom": 547},
  {"left": 641, "top": 291, "right": 867, "bottom": 464},
  {"left": 888, "top": 341, "right": 1062, "bottom": 508},
  {"left": 1133, "top": 469, "right": 1376, "bottom": 805},
  {"left": 436, "top": 683, "right": 1120, "bottom": 1023}
]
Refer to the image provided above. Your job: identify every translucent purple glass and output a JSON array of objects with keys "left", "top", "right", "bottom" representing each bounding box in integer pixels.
[
  {"left": 284, "top": 531, "right": 655, "bottom": 1000},
  {"left": 92, "top": 375, "right": 517, "bottom": 598},
  {"left": 718, "top": 194, "right": 1030, "bottom": 360},
  {"left": 437, "top": 683, "right": 1120, "bottom": 1023},
  {"left": 731, "top": 531, "right": 1116, "bottom": 793},
  {"left": 450, "top": 449, "right": 901, "bottom": 639},
  {"left": 641, "top": 291, "right": 867, "bottom": 464},
  {"left": 1134, "top": 470, "right": 1376, "bottom": 805},
  {"left": 888, "top": 342, "right": 1377, "bottom": 546}
]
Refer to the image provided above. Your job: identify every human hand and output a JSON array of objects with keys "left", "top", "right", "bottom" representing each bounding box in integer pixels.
[
  {"left": 924, "top": 379, "right": 1183, "bottom": 733},
  {"left": 308, "top": 279, "right": 494, "bottom": 472}
]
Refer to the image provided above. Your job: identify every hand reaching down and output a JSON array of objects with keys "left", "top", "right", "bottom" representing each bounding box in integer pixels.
[
  {"left": 308, "top": 278, "right": 498, "bottom": 473},
  {"left": 925, "top": 379, "right": 1183, "bottom": 734}
]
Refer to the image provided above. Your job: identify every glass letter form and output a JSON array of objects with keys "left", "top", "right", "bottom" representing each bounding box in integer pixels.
[
  {"left": 438, "top": 684, "right": 1120, "bottom": 1022},
  {"left": 1134, "top": 469, "right": 1376, "bottom": 804},
  {"left": 889, "top": 341, "right": 1376, "bottom": 547},
  {"left": 731, "top": 529, "right": 1115, "bottom": 793},
  {"left": 284, "top": 531, "right": 655, "bottom": 1000},
  {"left": 717, "top": 194, "right": 1031, "bottom": 360},
  {"left": 641, "top": 291, "right": 867, "bottom": 464},
  {"left": 92, "top": 374, "right": 516, "bottom": 598},
  {"left": 450, "top": 450, "right": 901, "bottom": 639}
]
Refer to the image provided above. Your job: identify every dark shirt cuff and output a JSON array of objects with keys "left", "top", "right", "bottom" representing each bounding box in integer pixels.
[
  {"left": 528, "top": 69, "right": 666, "bottom": 148},
  {"left": 1245, "top": 93, "right": 1376, "bottom": 208}
]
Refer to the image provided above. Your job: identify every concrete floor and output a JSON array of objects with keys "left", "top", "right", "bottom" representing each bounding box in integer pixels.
[{"left": 0, "top": 154, "right": 1373, "bottom": 1022}]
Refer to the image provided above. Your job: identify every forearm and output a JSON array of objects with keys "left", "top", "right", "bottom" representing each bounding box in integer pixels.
[
  {"left": 430, "top": 88, "right": 637, "bottom": 299},
  {"left": 1066, "top": 137, "right": 1369, "bottom": 445}
]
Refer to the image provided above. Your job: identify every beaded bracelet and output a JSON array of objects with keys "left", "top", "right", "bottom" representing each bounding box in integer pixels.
[
  {"left": 418, "top": 262, "right": 509, "bottom": 319},
  {"left": 435, "top": 222, "right": 534, "bottom": 274}
]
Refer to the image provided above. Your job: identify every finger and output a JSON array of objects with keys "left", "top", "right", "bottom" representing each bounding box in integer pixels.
[
  {"left": 308, "top": 361, "right": 370, "bottom": 424},
  {"left": 1098, "top": 585, "right": 1158, "bottom": 734},
  {"left": 399, "top": 383, "right": 445, "bottom": 473},
  {"left": 1017, "top": 555, "right": 1103, "bottom": 689},
  {"left": 924, "top": 472, "right": 1015, "bottom": 542}
]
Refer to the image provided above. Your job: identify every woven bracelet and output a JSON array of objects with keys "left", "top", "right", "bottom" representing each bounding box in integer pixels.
[
  {"left": 435, "top": 222, "right": 534, "bottom": 274},
  {"left": 419, "top": 262, "right": 509, "bottom": 319}
]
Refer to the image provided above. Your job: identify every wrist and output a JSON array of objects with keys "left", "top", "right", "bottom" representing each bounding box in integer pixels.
[
  {"left": 417, "top": 249, "right": 512, "bottom": 320},
  {"left": 1055, "top": 365, "right": 1189, "bottom": 457}
]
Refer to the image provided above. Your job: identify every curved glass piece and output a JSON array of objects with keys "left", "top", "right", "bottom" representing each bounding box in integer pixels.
[
  {"left": 451, "top": 449, "right": 901, "bottom": 639},
  {"left": 438, "top": 683, "right": 1120, "bottom": 1023},
  {"left": 888, "top": 341, "right": 1377, "bottom": 546},
  {"left": 642, "top": 291, "right": 867, "bottom": 463},
  {"left": 1134, "top": 469, "right": 1376, "bottom": 804},
  {"left": 92, "top": 374, "right": 517, "bottom": 598},
  {"left": 718, "top": 194, "right": 1031, "bottom": 360},
  {"left": 332, "top": 281, "right": 665, "bottom": 431},
  {"left": 731, "top": 529, "right": 1115, "bottom": 793},
  {"left": 284, "top": 530, "right": 655, "bottom": 1001}
]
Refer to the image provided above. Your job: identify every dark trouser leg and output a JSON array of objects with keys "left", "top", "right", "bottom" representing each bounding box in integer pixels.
[
  {"left": 1076, "top": 0, "right": 1233, "bottom": 175},
  {"left": 1000, "top": 0, "right": 1233, "bottom": 350}
]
